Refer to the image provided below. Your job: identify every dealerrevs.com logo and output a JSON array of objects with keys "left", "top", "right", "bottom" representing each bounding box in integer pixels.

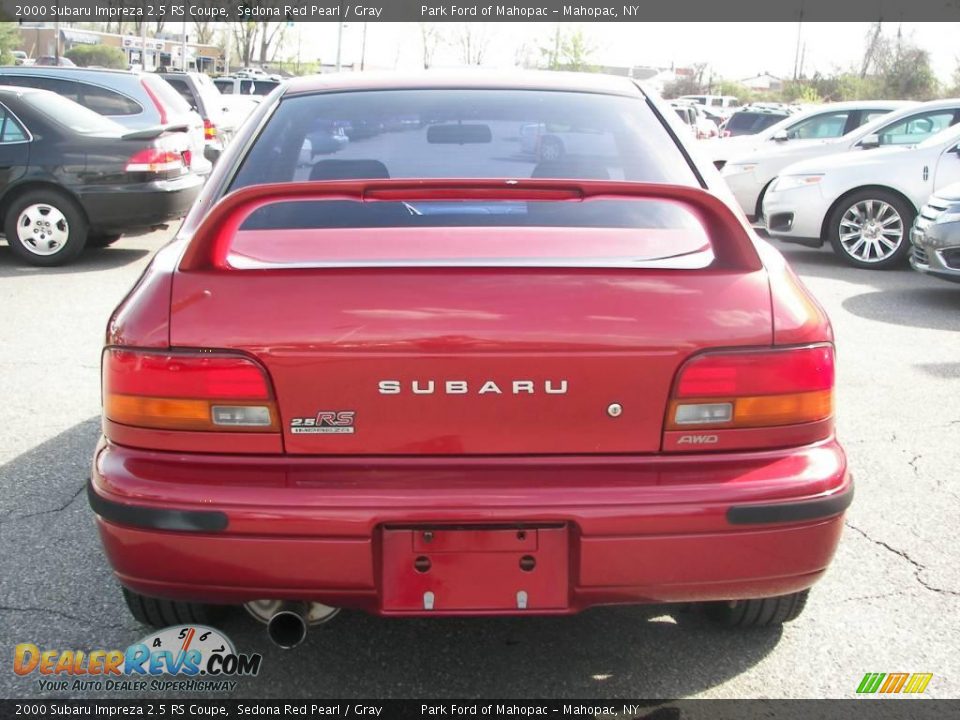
[{"left": 14, "top": 625, "right": 262, "bottom": 693}]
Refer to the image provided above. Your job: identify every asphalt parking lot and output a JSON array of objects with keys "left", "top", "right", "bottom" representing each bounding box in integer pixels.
[{"left": 1, "top": 229, "right": 958, "bottom": 700}]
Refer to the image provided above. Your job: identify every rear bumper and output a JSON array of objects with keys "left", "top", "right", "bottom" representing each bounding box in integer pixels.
[
  {"left": 89, "top": 438, "right": 851, "bottom": 614},
  {"left": 77, "top": 174, "right": 202, "bottom": 234}
]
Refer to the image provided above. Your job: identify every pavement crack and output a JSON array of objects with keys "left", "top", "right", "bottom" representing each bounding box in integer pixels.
[
  {"left": 846, "top": 522, "right": 960, "bottom": 598},
  {"left": 0, "top": 482, "right": 86, "bottom": 526},
  {"left": 0, "top": 604, "right": 130, "bottom": 631}
]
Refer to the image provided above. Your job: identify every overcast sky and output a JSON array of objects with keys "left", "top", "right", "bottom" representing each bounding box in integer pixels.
[{"left": 284, "top": 22, "right": 959, "bottom": 82}]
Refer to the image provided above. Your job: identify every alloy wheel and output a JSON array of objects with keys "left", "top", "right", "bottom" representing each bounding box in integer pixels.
[{"left": 838, "top": 199, "right": 904, "bottom": 263}]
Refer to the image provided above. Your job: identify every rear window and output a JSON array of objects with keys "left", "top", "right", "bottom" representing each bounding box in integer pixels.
[
  {"left": 724, "top": 111, "right": 788, "bottom": 136},
  {"left": 223, "top": 88, "right": 713, "bottom": 267},
  {"left": 80, "top": 83, "right": 142, "bottom": 116},
  {"left": 22, "top": 91, "right": 124, "bottom": 134},
  {"left": 232, "top": 89, "right": 698, "bottom": 190}
]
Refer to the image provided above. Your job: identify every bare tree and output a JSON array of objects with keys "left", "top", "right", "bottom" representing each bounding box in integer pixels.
[
  {"left": 193, "top": 21, "right": 216, "bottom": 46},
  {"left": 419, "top": 23, "right": 441, "bottom": 69},
  {"left": 232, "top": 22, "right": 259, "bottom": 67},
  {"left": 454, "top": 23, "right": 491, "bottom": 66},
  {"left": 258, "top": 22, "right": 287, "bottom": 65},
  {"left": 860, "top": 20, "right": 883, "bottom": 78}
]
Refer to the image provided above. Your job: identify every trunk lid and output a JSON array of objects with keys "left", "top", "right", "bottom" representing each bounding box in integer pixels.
[{"left": 168, "top": 180, "right": 771, "bottom": 455}]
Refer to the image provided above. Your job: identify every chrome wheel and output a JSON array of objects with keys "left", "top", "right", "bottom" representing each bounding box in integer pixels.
[
  {"left": 838, "top": 199, "right": 904, "bottom": 263},
  {"left": 16, "top": 203, "right": 70, "bottom": 256}
]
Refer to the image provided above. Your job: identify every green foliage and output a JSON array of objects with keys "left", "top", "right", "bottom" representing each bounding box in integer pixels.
[
  {"left": 713, "top": 81, "right": 754, "bottom": 103},
  {"left": 539, "top": 27, "right": 597, "bottom": 73},
  {"left": 780, "top": 82, "right": 821, "bottom": 104},
  {"left": 950, "top": 60, "right": 960, "bottom": 97},
  {"left": 0, "top": 22, "right": 21, "bottom": 66},
  {"left": 64, "top": 44, "right": 127, "bottom": 69}
]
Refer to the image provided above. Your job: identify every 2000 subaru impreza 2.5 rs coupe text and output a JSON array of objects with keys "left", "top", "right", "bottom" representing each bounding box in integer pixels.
[{"left": 89, "top": 72, "right": 851, "bottom": 647}]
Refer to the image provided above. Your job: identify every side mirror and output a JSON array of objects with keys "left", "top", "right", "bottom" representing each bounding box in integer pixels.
[
  {"left": 771, "top": 130, "right": 789, "bottom": 142},
  {"left": 859, "top": 133, "right": 880, "bottom": 149}
]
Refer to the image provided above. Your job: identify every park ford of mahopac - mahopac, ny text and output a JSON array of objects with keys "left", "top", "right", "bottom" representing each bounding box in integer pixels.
[{"left": 421, "top": 4, "right": 639, "bottom": 17}]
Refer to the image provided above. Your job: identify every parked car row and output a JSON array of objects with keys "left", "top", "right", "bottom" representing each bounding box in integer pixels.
[
  {"left": 0, "top": 86, "right": 201, "bottom": 266},
  {"left": 0, "top": 65, "right": 273, "bottom": 265},
  {"left": 712, "top": 97, "right": 960, "bottom": 273}
]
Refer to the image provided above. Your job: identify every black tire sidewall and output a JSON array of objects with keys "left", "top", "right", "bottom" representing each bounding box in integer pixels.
[
  {"left": 4, "top": 190, "right": 88, "bottom": 266},
  {"left": 827, "top": 189, "right": 915, "bottom": 270}
]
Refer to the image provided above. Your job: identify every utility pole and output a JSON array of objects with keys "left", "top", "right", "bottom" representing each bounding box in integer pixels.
[
  {"left": 335, "top": 22, "right": 344, "bottom": 71},
  {"left": 140, "top": 9, "right": 148, "bottom": 70},
  {"left": 792, "top": 0, "right": 804, "bottom": 80},
  {"left": 181, "top": 21, "right": 188, "bottom": 71},
  {"left": 54, "top": 19, "right": 60, "bottom": 64},
  {"left": 360, "top": 22, "right": 368, "bottom": 71}
]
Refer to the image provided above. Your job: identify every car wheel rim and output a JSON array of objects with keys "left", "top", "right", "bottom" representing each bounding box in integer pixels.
[
  {"left": 838, "top": 199, "right": 903, "bottom": 263},
  {"left": 16, "top": 203, "right": 70, "bottom": 256},
  {"left": 540, "top": 141, "right": 561, "bottom": 161}
]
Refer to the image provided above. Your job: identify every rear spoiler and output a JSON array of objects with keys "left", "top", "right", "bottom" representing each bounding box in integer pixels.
[
  {"left": 122, "top": 123, "right": 190, "bottom": 141},
  {"left": 178, "top": 179, "right": 763, "bottom": 272}
]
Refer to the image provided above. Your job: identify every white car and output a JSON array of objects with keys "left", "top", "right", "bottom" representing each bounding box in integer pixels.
[
  {"left": 703, "top": 101, "right": 908, "bottom": 170},
  {"left": 723, "top": 99, "right": 959, "bottom": 219},
  {"left": 678, "top": 94, "right": 741, "bottom": 116},
  {"left": 763, "top": 123, "right": 960, "bottom": 268}
]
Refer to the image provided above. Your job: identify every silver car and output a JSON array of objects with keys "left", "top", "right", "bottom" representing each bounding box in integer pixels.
[
  {"left": 911, "top": 182, "right": 960, "bottom": 283},
  {"left": 0, "top": 66, "right": 211, "bottom": 176}
]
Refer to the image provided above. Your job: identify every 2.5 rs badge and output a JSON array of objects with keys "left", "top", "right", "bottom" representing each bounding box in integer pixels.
[{"left": 290, "top": 411, "right": 356, "bottom": 434}]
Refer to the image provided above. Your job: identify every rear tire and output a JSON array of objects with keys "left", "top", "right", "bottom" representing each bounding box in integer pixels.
[
  {"left": 4, "top": 189, "right": 88, "bottom": 266},
  {"left": 87, "top": 233, "right": 122, "bottom": 248},
  {"left": 122, "top": 587, "right": 225, "bottom": 628},
  {"left": 704, "top": 590, "right": 809, "bottom": 628}
]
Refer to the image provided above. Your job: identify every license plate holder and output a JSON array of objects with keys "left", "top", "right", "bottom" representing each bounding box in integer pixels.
[{"left": 380, "top": 526, "right": 569, "bottom": 612}]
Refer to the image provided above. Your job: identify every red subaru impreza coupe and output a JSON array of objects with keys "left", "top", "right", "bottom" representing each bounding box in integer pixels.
[{"left": 89, "top": 72, "right": 850, "bottom": 647}]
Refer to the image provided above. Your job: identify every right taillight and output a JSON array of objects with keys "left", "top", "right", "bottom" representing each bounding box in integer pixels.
[
  {"left": 102, "top": 349, "right": 279, "bottom": 432},
  {"left": 203, "top": 118, "right": 217, "bottom": 140},
  {"left": 664, "top": 344, "right": 834, "bottom": 450}
]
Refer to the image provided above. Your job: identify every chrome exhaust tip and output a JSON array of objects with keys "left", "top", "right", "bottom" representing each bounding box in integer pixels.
[
  {"left": 245, "top": 599, "right": 340, "bottom": 650},
  {"left": 266, "top": 602, "right": 309, "bottom": 650}
]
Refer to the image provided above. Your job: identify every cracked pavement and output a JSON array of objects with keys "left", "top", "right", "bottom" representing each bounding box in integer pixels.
[{"left": 1, "top": 231, "right": 958, "bottom": 699}]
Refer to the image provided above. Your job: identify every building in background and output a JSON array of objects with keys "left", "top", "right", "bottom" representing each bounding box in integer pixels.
[
  {"left": 18, "top": 24, "right": 224, "bottom": 72},
  {"left": 740, "top": 72, "right": 784, "bottom": 92}
]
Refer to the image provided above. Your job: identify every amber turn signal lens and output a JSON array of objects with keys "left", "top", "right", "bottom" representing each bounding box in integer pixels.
[{"left": 667, "top": 389, "right": 832, "bottom": 431}]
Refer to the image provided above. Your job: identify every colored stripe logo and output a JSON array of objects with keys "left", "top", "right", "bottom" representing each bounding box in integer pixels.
[{"left": 857, "top": 672, "right": 932, "bottom": 694}]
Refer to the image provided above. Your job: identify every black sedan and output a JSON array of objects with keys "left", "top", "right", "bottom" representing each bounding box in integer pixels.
[{"left": 0, "top": 85, "right": 203, "bottom": 266}]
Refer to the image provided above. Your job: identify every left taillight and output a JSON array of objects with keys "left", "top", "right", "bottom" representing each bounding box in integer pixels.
[{"left": 102, "top": 349, "right": 279, "bottom": 432}]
